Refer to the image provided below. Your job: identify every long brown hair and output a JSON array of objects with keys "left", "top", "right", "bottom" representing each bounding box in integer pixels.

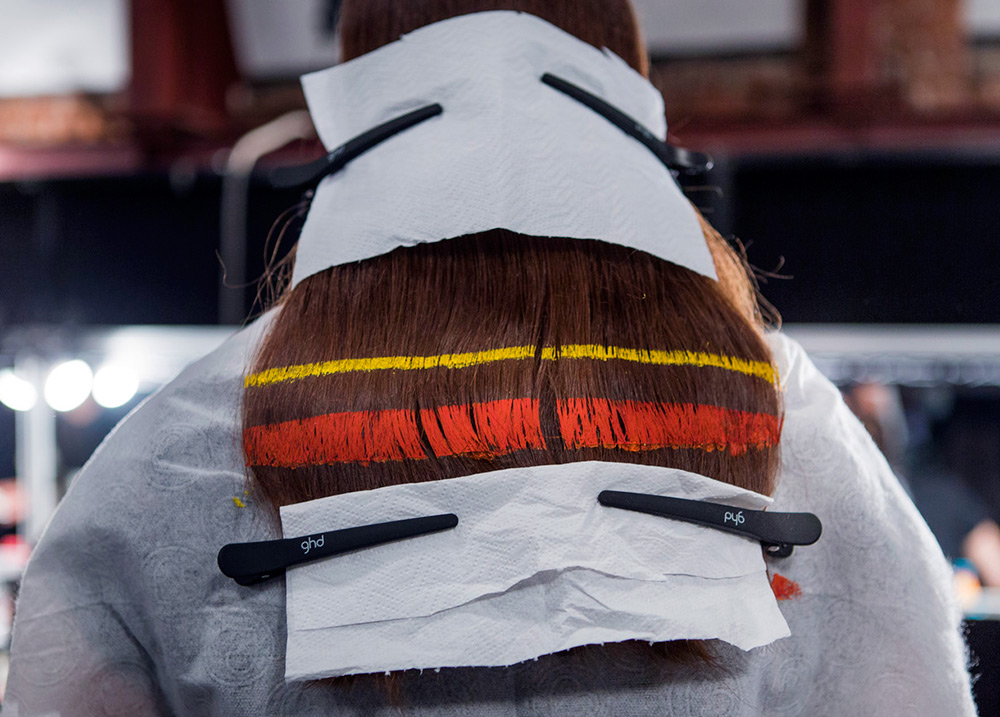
[{"left": 242, "top": 0, "right": 781, "bottom": 680}]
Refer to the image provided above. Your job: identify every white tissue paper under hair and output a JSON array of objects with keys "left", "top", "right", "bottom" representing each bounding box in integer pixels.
[
  {"left": 281, "top": 461, "right": 789, "bottom": 680},
  {"left": 291, "top": 11, "right": 715, "bottom": 289}
]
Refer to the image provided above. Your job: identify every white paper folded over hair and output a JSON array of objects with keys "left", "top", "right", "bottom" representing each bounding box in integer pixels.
[
  {"left": 291, "top": 11, "right": 714, "bottom": 289},
  {"left": 281, "top": 460, "right": 789, "bottom": 681}
]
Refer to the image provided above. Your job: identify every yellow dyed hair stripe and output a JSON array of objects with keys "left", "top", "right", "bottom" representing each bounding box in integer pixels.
[
  {"left": 245, "top": 344, "right": 777, "bottom": 388},
  {"left": 246, "top": 346, "right": 536, "bottom": 387},
  {"left": 541, "top": 345, "right": 777, "bottom": 384}
]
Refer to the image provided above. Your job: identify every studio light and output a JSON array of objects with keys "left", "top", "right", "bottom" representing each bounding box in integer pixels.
[
  {"left": 92, "top": 365, "right": 139, "bottom": 409},
  {"left": 44, "top": 360, "right": 93, "bottom": 412},
  {"left": 0, "top": 369, "right": 37, "bottom": 412}
]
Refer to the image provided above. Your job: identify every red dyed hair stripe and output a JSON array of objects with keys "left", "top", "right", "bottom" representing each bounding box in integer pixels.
[
  {"left": 245, "top": 398, "right": 545, "bottom": 467},
  {"left": 245, "top": 398, "right": 777, "bottom": 467},
  {"left": 556, "top": 399, "right": 780, "bottom": 456},
  {"left": 420, "top": 398, "right": 546, "bottom": 458},
  {"left": 244, "top": 408, "right": 425, "bottom": 467}
]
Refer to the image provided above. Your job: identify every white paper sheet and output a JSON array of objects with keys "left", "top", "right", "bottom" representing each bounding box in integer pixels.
[
  {"left": 291, "top": 11, "right": 714, "bottom": 288},
  {"left": 281, "top": 461, "right": 789, "bottom": 680}
]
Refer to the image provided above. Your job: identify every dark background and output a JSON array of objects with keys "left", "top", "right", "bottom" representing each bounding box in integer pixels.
[{"left": 2, "top": 154, "right": 999, "bottom": 327}]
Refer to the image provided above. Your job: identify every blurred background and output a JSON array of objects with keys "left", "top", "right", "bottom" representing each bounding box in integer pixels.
[{"left": 2, "top": 0, "right": 1000, "bottom": 709}]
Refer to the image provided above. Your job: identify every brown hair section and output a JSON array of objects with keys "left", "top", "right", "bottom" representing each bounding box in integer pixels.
[{"left": 244, "top": 232, "right": 781, "bottom": 509}]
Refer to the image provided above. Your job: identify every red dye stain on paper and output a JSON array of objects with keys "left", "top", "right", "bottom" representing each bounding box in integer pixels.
[{"left": 770, "top": 573, "right": 802, "bottom": 601}]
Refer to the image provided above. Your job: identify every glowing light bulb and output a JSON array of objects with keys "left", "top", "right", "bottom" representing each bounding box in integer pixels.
[
  {"left": 0, "top": 369, "right": 37, "bottom": 412},
  {"left": 92, "top": 365, "right": 139, "bottom": 409},
  {"left": 44, "top": 360, "right": 93, "bottom": 412}
]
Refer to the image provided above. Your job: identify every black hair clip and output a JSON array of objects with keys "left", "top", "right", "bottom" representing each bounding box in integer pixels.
[
  {"left": 217, "top": 513, "right": 459, "bottom": 585},
  {"left": 598, "top": 490, "right": 821, "bottom": 558},
  {"left": 540, "top": 73, "right": 713, "bottom": 175},
  {"left": 269, "top": 72, "right": 708, "bottom": 189},
  {"left": 269, "top": 103, "right": 444, "bottom": 189}
]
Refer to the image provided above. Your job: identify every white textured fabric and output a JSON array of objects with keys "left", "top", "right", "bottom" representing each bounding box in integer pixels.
[
  {"left": 283, "top": 462, "right": 788, "bottom": 679},
  {"left": 4, "top": 318, "right": 977, "bottom": 715},
  {"left": 292, "top": 11, "right": 713, "bottom": 287}
]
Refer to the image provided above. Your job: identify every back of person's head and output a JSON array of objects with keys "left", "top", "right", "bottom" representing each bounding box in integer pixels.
[
  {"left": 243, "top": 0, "right": 781, "bottom": 521},
  {"left": 339, "top": 0, "right": 650, "bottom": 75}
]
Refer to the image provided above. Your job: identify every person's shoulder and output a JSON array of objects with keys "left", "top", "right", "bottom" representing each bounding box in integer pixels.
[
  {"left": 69, "top": 312, "right": 277, "bottom": 502},
  {"left": 765, "top": 328, "right": 908, "bottom": 517},
  {"left": 765, "top": 330, "right": 837, "bottom": 406},
  {"left": 29, "top": 312, "right": 281, "bottom": 593},
  {"left": 766, "top": 326, "right": 956, "bottom": 614},
  {"left": 6, "top": 314, "right": 285, "bottom": 715},
  {"left": 763, "top": 329, "right": 973, "bottom": 713}
]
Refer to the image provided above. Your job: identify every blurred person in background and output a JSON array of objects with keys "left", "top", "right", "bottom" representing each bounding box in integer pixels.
[{"left": 846, "top": 381, "right": 1000, "bottom": 588}]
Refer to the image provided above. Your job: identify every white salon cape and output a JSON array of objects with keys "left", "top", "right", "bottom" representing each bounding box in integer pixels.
[{"left": 4, "top": 313, "right": 975, "bottom": 716}]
